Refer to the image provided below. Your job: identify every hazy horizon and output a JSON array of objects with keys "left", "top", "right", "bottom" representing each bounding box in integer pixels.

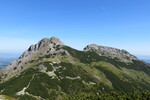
[{"left": 0, "top": 45, "right": 149, "bottom": 60}]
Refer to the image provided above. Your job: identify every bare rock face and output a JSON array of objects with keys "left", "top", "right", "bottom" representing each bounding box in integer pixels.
[
  {"left": 26, "top": 37, "right": 63, "bottom": 52},
  {"left": 0, "top": 37, "right": 64, "bottom": 81},
  {"left": 20, "top": 37, "right": 64, "bottom": 58},
  {"left": 84, "top": 44, "right": 139, "bottom": 62},
  {"left": 27, "top": 37, "right": 64, "bottom": 52}
]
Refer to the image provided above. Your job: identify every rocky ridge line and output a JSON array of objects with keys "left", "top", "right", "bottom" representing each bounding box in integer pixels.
[{"left": 84, "top": 44, "right": 139, "bottom": 62}]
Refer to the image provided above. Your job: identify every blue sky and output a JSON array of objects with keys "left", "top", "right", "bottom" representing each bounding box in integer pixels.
[{"left": 0, "top": 0, "right": 150, "bottom": 57}]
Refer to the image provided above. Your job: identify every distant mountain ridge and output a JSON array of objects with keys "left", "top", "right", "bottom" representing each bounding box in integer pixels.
[
  {"left": 144, "top": 60, "right": 150, "bottom": 63},
  {"left": 0, "top": 37, "right": 150, "bottom": 100},
  {"left": 0, "top": 58, "right": 16, "bottom": 70}
]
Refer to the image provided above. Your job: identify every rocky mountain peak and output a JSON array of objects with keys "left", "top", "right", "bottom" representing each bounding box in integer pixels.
[
  {"left": 20, "top": 37, "right": 65, "bottom": 60},
  {"left": 50, "top": 36, "right": 64, "bottom": 45},
  {"left": 0, "top": 37, "right": 65, "bottom": 81},
  {"left": 84, "top": 44, "right": 139, "bottom": 62},
  {"left": 28, "top": 37, "right": 64, "bottom": 52}
]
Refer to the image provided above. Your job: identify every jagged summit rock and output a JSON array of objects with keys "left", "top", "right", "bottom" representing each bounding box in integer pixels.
[
  {"left": 50, "top": 36, "right": 64, "bottom": 45},
  {"left": 28, "top": 37, "right": 64, "bottom": 52},
  {"left": 84, "top": 44, "right": 139, "bottom": 62},
  {"left": 20, "top": 37, "right": 64, "bottom": 58}
]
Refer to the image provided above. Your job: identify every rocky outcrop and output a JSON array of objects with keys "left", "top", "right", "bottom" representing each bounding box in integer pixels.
[
  {"left": 20, "top": 37, "right": 64, "bottom": 58},
  {"left": 28, "top": 37, "right": 64, "bottom": 52},
  {"left": 84, "top": 44, "right": 139, "bottom": 62}
]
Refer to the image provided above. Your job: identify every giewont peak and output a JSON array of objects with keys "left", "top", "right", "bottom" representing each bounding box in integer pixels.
[
  {"left": 28, "top": 37, "right": 64, "bottom": 52},
  {"left": 2, "top": 37, "right": 65, "bottom": 81},
  {"left": 39, "top": 37, "right": 64, "bottom": 47}
]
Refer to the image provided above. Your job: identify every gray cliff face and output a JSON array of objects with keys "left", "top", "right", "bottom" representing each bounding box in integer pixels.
[
  {"left": 27, "top": 37, "right": 64, "bottom": 52},
  {"left": 84, "top": 44, "right": 139, "bottom": 62},
  {"left": 0, "top": 37, "right": 65, "bottom": 81},
  {"left": 20, "top": 37, "right": 64, "bottom": 58}
]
